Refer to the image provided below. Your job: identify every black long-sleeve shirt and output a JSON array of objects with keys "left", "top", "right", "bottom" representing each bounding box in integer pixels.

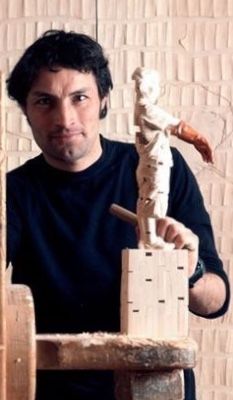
[{"left": 7, "top": 136, "right": 230, "bottom": 400}]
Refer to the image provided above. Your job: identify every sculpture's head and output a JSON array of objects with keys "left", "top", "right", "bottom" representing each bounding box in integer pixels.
[{"left": 132, "top": 67, "right": 160, "bottom": 105}]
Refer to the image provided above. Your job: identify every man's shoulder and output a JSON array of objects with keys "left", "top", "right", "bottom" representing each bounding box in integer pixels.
[{"left": 7, "top": 154, "right": 43, "bottom": 183}]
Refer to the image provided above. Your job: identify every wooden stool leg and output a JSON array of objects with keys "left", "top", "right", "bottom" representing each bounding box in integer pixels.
[
  {"left": 114, "top": 370, "right": 184, "bottom": 400},
  {"left": 6, "top": 285, "right": 36, "bottom": 400}
]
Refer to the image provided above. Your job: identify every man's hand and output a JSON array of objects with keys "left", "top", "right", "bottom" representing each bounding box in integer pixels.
[{"left": 156, "top": 217, "right": 198, "bottom": 277}]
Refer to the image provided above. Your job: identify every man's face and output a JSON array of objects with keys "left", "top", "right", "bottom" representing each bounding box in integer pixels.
[{"left": 24, "top": 68, "right": 106, "bottom": 171}]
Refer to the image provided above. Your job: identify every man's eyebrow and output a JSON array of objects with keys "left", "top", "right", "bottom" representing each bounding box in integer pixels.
[
  {"left": 29, "top": 90, "right": 46, "bottom": 96},
  {"left": 30, "top": 88, "right": 91, "bottom": 98},
  {"left": 29, "top": 91, "right": 55, "bottom": 98},
  {"left": 69, "top": 88, "right": 90, "bottom": 96}
]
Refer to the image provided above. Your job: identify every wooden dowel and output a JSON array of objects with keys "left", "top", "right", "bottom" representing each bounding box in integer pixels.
[
  {"left": 109, "top": 204, "right": 138, "bottom": 226},
  {"left": 110, "top": 204, "right": 195, "bottom": 250}
]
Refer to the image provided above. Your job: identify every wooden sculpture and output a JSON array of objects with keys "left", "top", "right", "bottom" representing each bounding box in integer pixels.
[
  {"left": 133, "top": 67, "right": 174, "bottom": 249},
  {"left": 112, "top": 67, "right": 214, "bottom": 340}
]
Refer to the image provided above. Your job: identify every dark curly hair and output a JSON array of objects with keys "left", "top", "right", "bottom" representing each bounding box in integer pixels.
[{"left": 6, "top": 30, "right": 113, "bottom": 117}]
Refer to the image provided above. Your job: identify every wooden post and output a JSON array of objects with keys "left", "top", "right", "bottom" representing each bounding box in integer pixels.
[
  {"left": 0, "top": 72, "right": 6, "bottom": 400},
  {"left": 6, "top": 285, "right": 36, "bottom": 400},
  {"left": 0, "top": 72, "right": 36, "bottom": 400}
]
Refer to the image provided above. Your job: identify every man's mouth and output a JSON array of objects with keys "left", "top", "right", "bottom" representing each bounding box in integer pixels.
[{"left": 50, "top": 130, "right": 84, "bottom": 140}]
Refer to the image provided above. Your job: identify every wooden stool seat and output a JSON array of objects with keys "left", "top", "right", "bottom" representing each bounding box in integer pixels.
[
  {"left": 37, "top": 332, "right": 197, "bottom": 371},
  {"left": 36, "top": 332, "right": 197, "bottom": 400}
]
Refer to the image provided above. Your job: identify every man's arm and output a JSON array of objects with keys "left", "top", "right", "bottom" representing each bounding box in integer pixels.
[
  {"left": 189, "top": 272, "right": 226, "bottom": 316},
  {"left": 156, "top": 217, "right": 228, "bottom": 317}
]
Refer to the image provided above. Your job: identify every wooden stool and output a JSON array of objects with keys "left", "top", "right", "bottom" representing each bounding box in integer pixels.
[{"left": 6, "top": 284, "right": 197, "bottom": 400}]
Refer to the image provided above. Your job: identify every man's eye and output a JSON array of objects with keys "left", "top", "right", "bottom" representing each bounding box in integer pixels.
[
  {"left": 73, "top": 94, "right": 87, "bottom": 102},
  {"left": 35, "top": 98, "right": 51, "bottom": 106}
]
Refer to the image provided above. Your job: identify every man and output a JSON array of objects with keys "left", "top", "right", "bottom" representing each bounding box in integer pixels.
[{"left": 6, "top": 30, "right": 230, "bottom": 400}]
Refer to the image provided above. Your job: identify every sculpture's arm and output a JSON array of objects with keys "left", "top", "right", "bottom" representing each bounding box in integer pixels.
[
  {"left": 140, "top": 105, "right": 213, "bottom": 164},
  {"left": 170, "top": 121, "right": 213, "bottom": 164}
]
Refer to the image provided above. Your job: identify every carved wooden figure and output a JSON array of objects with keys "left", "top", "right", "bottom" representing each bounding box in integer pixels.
[
  {"left": 131, "top": 67, "right": 213, "bottom": 249},
  {"left": 119, "top": 67, "right": 191, "bottom": 339},
  {"left": 132, "top": 68, "right": 174, "bottom": 249}
]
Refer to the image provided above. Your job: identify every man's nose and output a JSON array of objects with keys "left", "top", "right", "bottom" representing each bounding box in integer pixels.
[{"left": 54, "top": 102, "right": 77, "bottom": 128}]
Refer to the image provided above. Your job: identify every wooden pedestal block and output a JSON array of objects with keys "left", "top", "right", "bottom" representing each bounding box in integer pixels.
[{"left": 121, "top": 249, "right": 189, "bottom": 339}]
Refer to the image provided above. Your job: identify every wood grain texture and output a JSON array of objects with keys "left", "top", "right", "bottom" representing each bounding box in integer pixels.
[
  {"left": 6, "top": 285, "right": 36, "bottom": 400},
  {"left": 121, "top": 249, "right": 189, "bottom": 339},
  {"left": 36, "top": 332, "right": 197, "bottom": 370},
  {"left": 115, "top": 369, "right": 184, "bottom": 400}
]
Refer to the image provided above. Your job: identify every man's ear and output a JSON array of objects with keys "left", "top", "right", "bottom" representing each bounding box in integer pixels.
[{"left": 99, "top": 97, "right": 108, "bottom": 119}]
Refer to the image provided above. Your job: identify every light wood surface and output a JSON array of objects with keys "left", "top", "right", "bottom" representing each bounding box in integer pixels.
[
  {"left": 121, "top": 249, "right": 189, "bottom": 339},
  {"left": 110, "top": 203, "right": 138, "bottom": 226},
  {"left": 6, "top": 285, "right": 36, "bottom": 400},
  {"left": 36, "top": 332, "right": 197, "bottom": 370}
]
